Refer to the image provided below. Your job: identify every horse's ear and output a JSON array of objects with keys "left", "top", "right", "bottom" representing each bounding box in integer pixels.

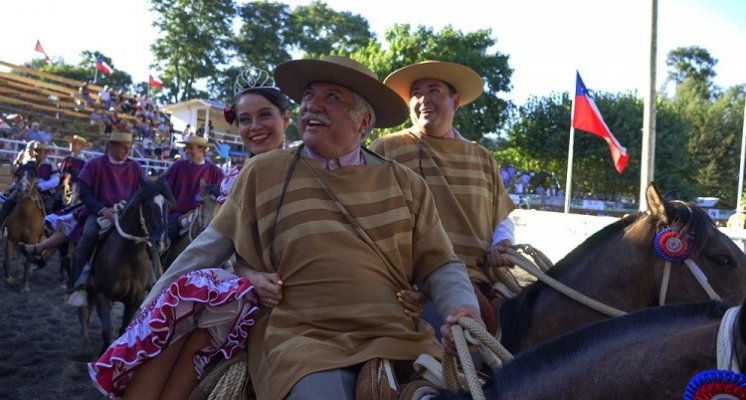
[
  {"left": 646, "top": 181, "right": 669, "bottom": 225},
  {"left": 663, "top": 190, "right": 679, "bottom": 201}
]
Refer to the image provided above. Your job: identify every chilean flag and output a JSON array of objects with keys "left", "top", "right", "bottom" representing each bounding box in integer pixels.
[
  {"left": 572, "top": 71, "right": 628, "bottom": 174},
  {"left": 34, "top": 40, "right": 50, "bottom": 61},
  {"left": 95, "top": 56, "right": 113, "bottom": 76},
  {"left": 148, "top": 74, "right": 163, "bottom": 89}
]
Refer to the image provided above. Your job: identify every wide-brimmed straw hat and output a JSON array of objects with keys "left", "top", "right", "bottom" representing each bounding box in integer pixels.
[
  {"left": 64, "top": 134, "right": 93, "bottom": 148},
  {"left": 106, "top": 132, "right": 133, "bottom": 144},
  {"left": 384, "top": 61, "right": 484, "bottom": 106},
  {"left": 274, "top": 55, "right": 408, "bottom": 128},
  {"left": 179, "top": 134, "right": 211, "bottom": 147}
]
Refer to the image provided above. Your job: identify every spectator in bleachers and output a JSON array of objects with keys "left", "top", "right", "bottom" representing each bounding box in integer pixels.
[
  {"left": 99, "top": 86, "right": 112, "bottom": 111},
  {"left": 24, "top": 122, "right": 43, "bottom": 142},
  {"left": 90, "top": 107, "right": 106, "bottom": 135}
]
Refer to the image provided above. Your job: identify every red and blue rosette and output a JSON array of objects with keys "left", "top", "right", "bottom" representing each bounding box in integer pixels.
[
  {"left": 654, "top": 227, "right": 692, "bottom": 263},
  {"left": 223, "top": 103, "right": 236, "bottom": 125},
  {"left": 684, "top": 370, "right": 746, "bottom": 400}
]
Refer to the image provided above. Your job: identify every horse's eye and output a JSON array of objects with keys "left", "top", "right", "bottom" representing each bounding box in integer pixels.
[{"left": 709, "top": 253, "right": 732, "bottom": 267}]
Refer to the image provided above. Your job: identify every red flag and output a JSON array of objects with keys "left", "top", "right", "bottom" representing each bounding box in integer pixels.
[
  {"left": 148, "top": 74, "right": 163, "bottom": 89},
  {"left": 572, "top": 72, "right": 628, "bottom": 174},
  {"left": 34, "top": 40, "right": 50, "bottom": 61},
  {"left": 96, "top": 56, "right": 113, "bottom": 76}
]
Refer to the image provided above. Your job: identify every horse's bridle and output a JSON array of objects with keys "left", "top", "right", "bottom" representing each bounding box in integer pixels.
[{"left": 112, "top": 202, "right": 155, "bottom": 247}]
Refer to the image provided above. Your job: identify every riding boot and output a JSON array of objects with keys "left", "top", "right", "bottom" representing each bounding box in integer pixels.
[
  {"left": 68, "top": 215, "right": 98, "bottom": 290},
  {"left": 0, "top": 192, "right": 18, "bottom": 228}
]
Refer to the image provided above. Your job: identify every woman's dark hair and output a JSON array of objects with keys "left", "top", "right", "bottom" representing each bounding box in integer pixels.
[{"left": 224, "top": 87, "right": 290, "bottom": 124}]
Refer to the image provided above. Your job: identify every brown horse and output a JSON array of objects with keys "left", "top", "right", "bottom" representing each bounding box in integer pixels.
[
  {"left": 79, "top": 177, "right": 174, "bottom": 354},
  {"left": 440, "top": 300, "right": 746, "bottom": 399},
  {"left": 498, "top": 182, "right": 746, "bottom": 354},
  {"left": 3, "top": 162, "right": 45, "bottom": 292},
  {"left": 162, "top": 180, "right": 220, "bottom": 271}
]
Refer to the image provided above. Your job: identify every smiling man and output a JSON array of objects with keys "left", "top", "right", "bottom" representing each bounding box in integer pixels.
[
  {"left": 370, "top": 61, "right": 516, "bottom": 335},
  {"left": 144, "top": 55, "right": 483, "bottom": 399}
]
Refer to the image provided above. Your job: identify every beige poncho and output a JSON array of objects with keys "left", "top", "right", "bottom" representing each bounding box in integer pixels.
[
  {"left": 370, "top": 131, "right": 515, "bottom": 284},
  {"left": 211, "top": 148, "right": 456, "bottom": 399}
]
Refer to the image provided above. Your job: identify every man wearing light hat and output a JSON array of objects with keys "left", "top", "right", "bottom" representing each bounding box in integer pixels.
[
  {"left": 140, "top": 56, "right": 482, "bottom": 399},
  {"left": 68, "top": 132, "right": 147, "bottom": 292},
  {"left": 371, "top": 61, "right": 515, "bottom": 334},
  {"left": 161, "top": 134, "right": 223, "bottom": 243},
  {"left": 0, "top": 141, "right": 60, "bottom": 228}
]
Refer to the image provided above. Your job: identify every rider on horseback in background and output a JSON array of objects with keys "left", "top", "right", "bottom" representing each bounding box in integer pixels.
[
  {"left": 0, "top": 141, "right": 59, "bottom": 227},
  {"left": 370, "top": 61, "right": 516, "bottom": 335},
  {"left": 160, "top": 134, "right": 223, "bottom": 245},
  {"left": 58, "top": 135, "right": 91, "bottom": 204},
  {"left": 67, "top": 132, "right": 148, "bottom": 296}
]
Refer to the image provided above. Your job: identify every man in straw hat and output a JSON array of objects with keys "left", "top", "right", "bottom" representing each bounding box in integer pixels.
[
  {"left": 0, "top": 141, "right": 60, "bottom": 228},
  {"left": 161, "top": 134, "right": 223, "bottom": 243},
  {"left": 142, "top": 55, "right": 483, "bottom": 399},
  {"left": 67, "top": 132, "right": 148, "bottom": 293},
  {"left": 370, "top": 61, "right": 516, "bottom": 335}
]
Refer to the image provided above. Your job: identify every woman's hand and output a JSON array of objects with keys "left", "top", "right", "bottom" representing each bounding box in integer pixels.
[{"left": 235, "top": 258, "right": 283, "bottom": 308}]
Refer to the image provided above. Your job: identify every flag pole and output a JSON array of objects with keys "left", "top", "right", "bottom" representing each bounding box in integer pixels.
[
  {"left": 737, "top": 99, "right": 746, "bottom": 212},
  {"left": 93, "top": 68, "right": 98, "bottom": 85},
  {"left": 564, "top": 98, "right": 577, "bottom": 214},
  {"left": 639, "top": 0, "right": 658, "bottom": 211}
]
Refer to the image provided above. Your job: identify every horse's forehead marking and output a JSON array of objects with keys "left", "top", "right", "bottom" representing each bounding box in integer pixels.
[{"left": 154, "top": 194, "right": 165, "bottom": 211}]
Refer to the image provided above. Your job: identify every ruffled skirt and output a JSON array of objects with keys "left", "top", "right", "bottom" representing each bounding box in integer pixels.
[{"left": 88, "top": 268, "right": 257, "bottom": 398}]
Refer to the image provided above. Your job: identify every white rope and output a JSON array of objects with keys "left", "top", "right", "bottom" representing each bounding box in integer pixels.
[
  {"left": 717, "top": 306, "right": 741, "bottom": 372},
  {"left": 659, "top": 261, "right": 671, "bottom": 305},
  {"left": 113, "top": 205, "right": 150, "bottom": 245},
  {"left": 684, "top": 259, "right": 721, "bottom": 301}
]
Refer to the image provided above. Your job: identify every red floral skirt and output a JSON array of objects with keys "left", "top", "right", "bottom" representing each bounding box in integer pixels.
[{"left": 88, "top": 268, "right": 257, "bottom": 398}]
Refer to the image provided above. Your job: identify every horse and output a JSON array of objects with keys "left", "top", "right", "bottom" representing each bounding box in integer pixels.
[
  {"left": 78, "top": 176, "right": 174, "bottom": 354},
  {"left": 498, "top": 182, "right": 746, "bottom": 354},
  {"left": 440, "top": 300, "right": 746, "bottom": 399},
  {"left": 161, "top": 180, "right": 220, "bottom": 271},
  {"left": 3, "top": 162, "right": 45, "bottom": 292}
]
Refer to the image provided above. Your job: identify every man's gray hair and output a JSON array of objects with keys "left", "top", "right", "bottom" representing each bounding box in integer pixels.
[{"left": 351, "top": 92, "right": 376, "bottom": 137}]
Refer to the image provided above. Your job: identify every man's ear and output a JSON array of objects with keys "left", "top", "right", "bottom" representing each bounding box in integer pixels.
[{"left": 452, "top": 93, "right": 461, "bottom": 112}]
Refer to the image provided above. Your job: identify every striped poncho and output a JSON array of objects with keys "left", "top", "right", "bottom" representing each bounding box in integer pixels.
[
  {"left": 370, "top": 130, "right": 515, "bottom": 284},
  {"left": 211, "top": 148, "right": 456, "bottom": 399}
]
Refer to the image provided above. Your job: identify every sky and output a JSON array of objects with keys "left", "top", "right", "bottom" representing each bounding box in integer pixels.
[{"left": 1, "top": 0, "right": 744, "bottom": 105}]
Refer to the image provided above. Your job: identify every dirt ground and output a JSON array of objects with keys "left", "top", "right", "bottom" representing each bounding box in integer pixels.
[{"left": 0, "top": 248, "right": 118, "bottom": 399}]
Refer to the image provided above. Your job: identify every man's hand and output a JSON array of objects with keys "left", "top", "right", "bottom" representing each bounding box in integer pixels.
[
  {"left": 440, "top": 305, "right": 485, "bottom": 355},
  {"left": 397, "top": 289, "right": 425, "bottom": 320},
  {"left": 485, "top": 239, "right": 513, "bottom": 268},
  {"left": 99, "top": 207, "right": 115, "bottom": 221}
]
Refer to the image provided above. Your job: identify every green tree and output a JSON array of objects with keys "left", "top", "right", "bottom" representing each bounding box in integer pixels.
[
  {"left": 24, "top": 52, "right": 133, "bottom": 91},
  {"left": 354, "top": 24, "right": 512, "bottom": 143},
  {"left": 287, "top": 1, "right": 373, "bottom": 57},
  {"left": 665, "top": 46, "right": 719, "bottom": 100},
  {"left": 149, "top": 0, "right": 235, "bottom": 102}
]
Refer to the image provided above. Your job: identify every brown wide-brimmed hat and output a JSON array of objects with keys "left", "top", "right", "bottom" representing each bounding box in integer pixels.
[
  {"left": 106, "top": 132, "right": 133, "bottom": 144},
  {"left": 274, "top": 55, "right": 408, "bottom": 128},
  {"left": 384, "top": 61, "right": 484, "bottom": 106},
  {"left": 64, "top": 134, "right": 93, "bottom": 148},
  {"left": 179, "top": 134, "right": 211, "bottom": 147}
]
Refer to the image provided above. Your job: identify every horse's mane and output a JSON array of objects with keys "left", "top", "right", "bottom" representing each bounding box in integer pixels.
[
  {"left": 493, "top": 301, "right": 729, "bottom": 389},
  {"left": 121, "top": 178, "right": 174, "bottom": 215},
  {"left": 500, "top": 198, "right": 715, "bottom": 352}
]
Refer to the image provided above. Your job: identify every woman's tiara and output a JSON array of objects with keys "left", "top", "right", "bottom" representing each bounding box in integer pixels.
[{"left": 234, "top": 67, "right": 278, "bottom": 97}]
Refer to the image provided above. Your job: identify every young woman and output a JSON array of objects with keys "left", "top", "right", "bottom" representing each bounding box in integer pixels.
[{"left": 88, "top": 68, "right": 292, "bottom": 400}]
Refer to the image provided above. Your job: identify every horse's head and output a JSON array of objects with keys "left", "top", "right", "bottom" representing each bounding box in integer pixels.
[
  {"left": 197, "top": 179, "right": 220, "bottom": 231},
  {"left": 13, "top": 162, "right": 38, "bottom": 199},
  {"left": 124, "top": 176, "right": 174, "bottom": 253},
  {"left": 644, "top": 182, "right": 746, "bottom": 305}
]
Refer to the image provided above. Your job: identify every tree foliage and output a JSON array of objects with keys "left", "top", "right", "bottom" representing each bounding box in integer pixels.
[
  {"left": 665, "top": 46, "right": 719, "bottom": 100},
  {"left": 24, "top": 52, "right": 133, "bottom": 91},
  {"left": 149, "top": 0, "right": 235, "bottom": 103}
]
